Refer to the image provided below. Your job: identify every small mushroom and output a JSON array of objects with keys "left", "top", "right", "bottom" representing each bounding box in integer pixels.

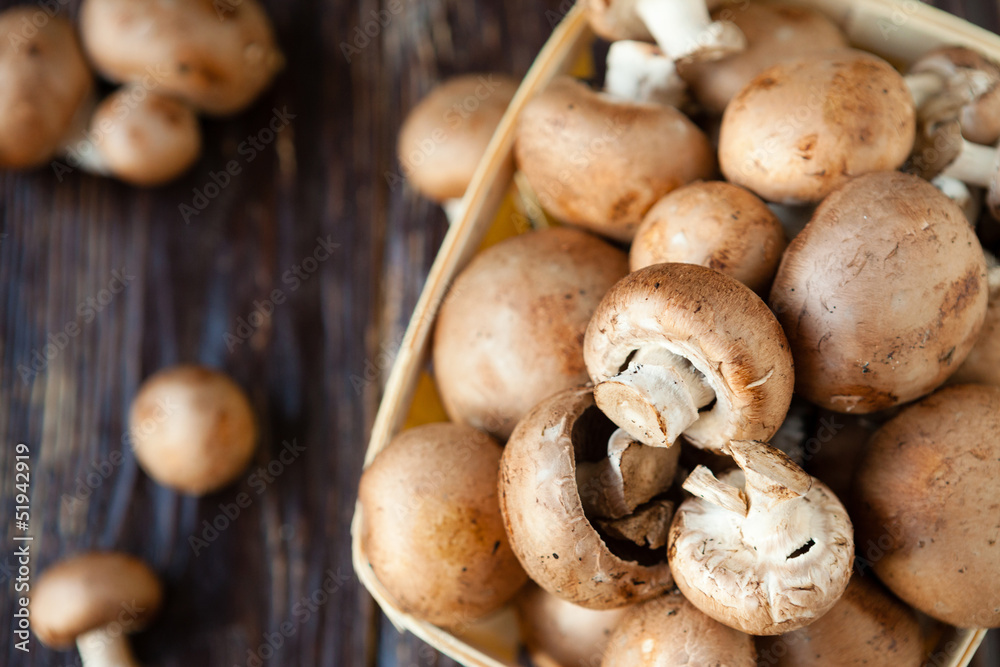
[
  {"left": 668, "top": 440, "right": 854, "bottom": 635},
  {"left": 360, "top": 423, "right": 526, "bottom": 627},
  {"left": 129, "top": 364, "right": 257, "bottom": 495},
  {"left": 720, "top": 50, "right": 916, "bottom": 204},
  {"left": 31, "top": 552, "right": 162, "bottom": 667},
  {"left": 853, "top": 384, "right": 1000, "bottom": 628},
  {"left": 433, "top": 227, "right": 627, "bottom": 440},
  {"left": 907, "top": 46, "right": 1000, "bottom": 145},
  {"left": 769, "top": 171, "right": 989, "bottom": 413},
  {"left": 583, "top": 263, "right": 794, "bottom": 452},
  {"left": 604, "top": 41, "right": 688, "bottom": 108},
  {"left": 514, "top": 76, "right": 715, "bottom": 242},
  {"left": 499, "top": 387, "right": 675, "bottom": 609},
  {"left": 629, "top": 181, "right": 788, "bottom": 294},
  {"left": 80, "top": 0, "right": 284, "bottom": 115},
  {"left": 397, "top": 74, "right": 519, "bottom": 221},
  {"left": 601, "top": 589, "right": 756, "bottom": 666},
  {"left": 950, "top": 257, "right": 1000, "bottom": 386}
]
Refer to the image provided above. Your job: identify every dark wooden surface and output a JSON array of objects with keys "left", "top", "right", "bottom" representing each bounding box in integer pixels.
[{"left": 0, "top": 1, "right": 998, "bottom": 666}]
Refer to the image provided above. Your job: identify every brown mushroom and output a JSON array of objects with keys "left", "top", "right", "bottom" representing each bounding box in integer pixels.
[
  {"left": 950, "top": 256, "right": 1000, "bottom": 385},
  {"left": 719, "top": 50, "right": 916, "bottom": 204},
  {"left": 908, "top": 46, "right": 1000, "bottom": 145},
  {"left": 433, "top": 227, "right": 627, "bottom": 440},
  {"left": 629, "top": 181, "right": 788, "bottom": 294},
  {"left": 515, "top": 76, "right": 715, "bottom": 242},
  {"left": 853, "top": 384, "right": 1000, "bottom": 628},
  {"left": 129, "top": 364, "right": 257, "bottom": 495},
  {"left": 31, "top": 552, "right": 162, "bottom": 667},
  {"left": 769, "top": 171, "right": 988, "bottom": 413}
]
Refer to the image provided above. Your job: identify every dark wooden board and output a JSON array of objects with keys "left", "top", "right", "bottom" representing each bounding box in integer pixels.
[{"left": 0, "top": 1, "right": 996, "bottom": 665}]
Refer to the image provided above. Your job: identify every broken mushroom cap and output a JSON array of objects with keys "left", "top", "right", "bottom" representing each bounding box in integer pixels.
[
  {"left": 910, "top": 46, "right": 1000, "bottom": 145},
  {"left": 499, "top": 387, "right": 675, "bottom": 609},
  {"left": 770, "top": 171, "right": 988, "bottom": 413},
  {"left": 359, "top": 423, "right": 526, "bottom": 627},
  {"left": 853, "top": 384, "right": 1000, "bottom": 628},
  {"left": 32, "top": 552, "right": 162, "bottom": 666},
  {"left": 677, "top": 1, "right": 848, "bottom": 115},
  {"left": 720, "top": 49, "right": 916, "bottom": 204},
  {"left": 0, "top": 8, "right": 93, "bottom": 168},
  {"left": 668, "top": 440, "right": 854, "bottom": 635},
  {"left": 756, "top": 575, "right": 923, "bottom": 667},
  {"left": 433, "top": 227, "right": 628, "bottom": 440},
  {"left": 515, "top": 76, "right": 715, "bottom": 242},
  {"left": 950, "top": 259, "right": 1000, "bottom": 386},
  {"left": 602, "top": 589, "right": 756, "bottom": 667},
  {"left": 398, "top": 74, "right": 519, "bottom": 203},
  {"left": 129, "top": 364, "right": 257, "bottom": 495},
  {"left": 629, "top": 181, "right": 788, "bottom": 294},
  {"left": 584, "top": 263, "right": 794, "bottom": 452},
  {"left": 79, "top": 0, "right": 284, "bottom": 115}
]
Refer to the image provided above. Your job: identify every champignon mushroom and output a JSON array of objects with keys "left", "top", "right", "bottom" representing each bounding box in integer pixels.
[
  {"left": 677, "top": 2, "right": 848, "bottom": 115},
  {"left": 769, "top": 171, "right": 989, "bottom": 413},
  {"left": 397, "top": 74, "right": 519, "bottom": 221},
  {"left": 604, "top": 41, "right": 688, "bottom": 108},
  {"left": 719, "top": 50, "right": 916, "bottom": 204},
  {"left": 907, "top": 46, "right": 1000, "bottom": 144},
  {"left": 0, "top": 8, "right": 93, "bottom": 168},
  {"left": 514, "top": 76, "right": 715, "bottom": 242},
  {"left": 668, "top": 440, "right": 854, "bottom": 635},
  {"left": 629, "top": 181, "right": 788, "bottom": 294},
  {"left": 433, "top": 227, "right": 627, "bottom": 440},
  {"left": 129, "top": 364, "right": 257, "bottom": 495},
  {"left": 31, "top": 552, "right": 162, "bottom": 667},
  {"left": 499, "top": 387, "right": 675, "bottom": 609},
  {"left": 79, "top": 0, "right": 284, "bottom": 115},
  {"left": 950, "top": 256, "right": 1000, "bottom": 385},
  {"left": 602, "top": 589, "right": 756, "bottom": 666},
  {"left": 360, "top": 423, "right": 526, "bottom": 627},
  {"left": 853, "top": 384, "right": 1000, "bottom": 628},
  {"left": 583, "top": 263, "right": 794, "bottom": 452}
]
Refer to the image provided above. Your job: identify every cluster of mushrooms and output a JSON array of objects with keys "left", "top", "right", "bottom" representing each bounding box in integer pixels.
[
  {"left": 0, "top": 0, "right": 282, "bottom": 185},
  {"left": 365, "top": 0, "right": 1000, "bottom": 665}
]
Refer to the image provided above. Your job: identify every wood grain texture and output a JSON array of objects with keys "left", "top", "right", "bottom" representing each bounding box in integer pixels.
[{"left": 0, "top": 1, "right": 995, "bottom": 666}]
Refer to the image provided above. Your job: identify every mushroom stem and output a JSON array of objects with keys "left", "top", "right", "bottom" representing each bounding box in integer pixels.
[
  {"left": 604, "top": 41, "right": 688, "bottom": 108},
  {"left": 681, "top": 466, "right": 747, "bottom": 516},
  {"left": 941, "top": 139, "right": 998, "bottom": 188},
  {"left": 905, "top": 70, "right": 946, "bottom": 108},
  {"left": 931, "top": 174, "right": 980, "bottom": 225},
  {"left": 76, "top": 628, "right": 138, "bottom": 667},
  {"left": 635, "top": 0, "right": 745, "bottom": 63}
]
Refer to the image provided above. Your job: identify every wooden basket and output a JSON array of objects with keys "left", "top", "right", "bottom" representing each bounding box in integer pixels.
[{"left": 352, "top": 1, "right": 994, "bottom": 664}]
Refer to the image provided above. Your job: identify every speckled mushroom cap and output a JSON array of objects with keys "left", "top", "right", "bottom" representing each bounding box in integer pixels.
[
  {"left": 586, "top": 0, "right": 653, "bottom": 42},
  {"left": 719, "top": 49, "right": 915, "bottom": 204},
  {"left": 630, "top": 181, "right": 788, "bottom": 294},
  {"left": 499, "top": 387, "right": 675, "bottom": 609},
  {"left": 677, "top": 1, "right": 848, "bottom": 115},
  {"left": 433, "top": 227, "right": 628, "bottom": 440},
  {"left": 756, "top": 576, "right": 923, "bottom": 667},
  {"left": 515, "top": 76, "right": 715, "bottom": 242},
  {"left": 602, "top": 589, "right": 756, "bottom": 667},
  {"left": 0, "top": 9, "right": 93, "bottom": 168},
  {"left": 31, "top": 552, "right": 162, "bottom": 649},
  {"left": 853, "top": 384, "right": 1000, "bottom": 628},
  {"left": 911, "top": 46, "right": 1000, "bottom": 145},
  {"left": 769, "top": 171, "right": 988, "bottom": 413},
  {"left": 80, "top": 0, "right": 284, "bottom": 115},
  {"left": 950, "top": 260, "right": 1000, "bottom": 386},
  {"left": 584, "top": 263, "right": 794, "bottom": 452},
  {"left": 398, "top": 74, "right": 519, "bottom": 202}
]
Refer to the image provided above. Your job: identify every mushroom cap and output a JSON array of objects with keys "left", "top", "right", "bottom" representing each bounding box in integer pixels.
[
  {"left": 719, "top": 49, "right": 915, "bottom": 204},
  {"left": 499, "top": 387, "right": 675, "bottom": 609},
  {"left": 602, "top": 589, "right": 756, "bottom": 667},
  {"left": 853, "top": 384, "right": 1000, "bottom": 628},
  {"left": 677, "top": 2, "right": 848, "bottom": 115},
  {"left": 0, "top": 9, "right": 93, "bottom": 168},
  {"left": 584, "top": 263, "right": 794, "bottom": 452},
  {"left": 515, "top": 584, "right": 627, "bottom": 667},
  {"left": 359, "top": 423, "right": 526, "bottom": 627},
  {"left": 129, "top": 364, "right": 257, "bottom": 495},
  {"left": 92, "top": 88, "right": 202, "bottom": 186},
  {"left": 950, "top": 263, "right": 1000, "bottom": 385},
  {"left": 585, "top": 0, "right": 652, "bottom": 43},
  {"left": 630, "top": 181, "right": 788, "bottom": 294},
  {"left": 79, "top": 0, "right": 283, "bottom": 115},
  {"left": 31, "top": 552, "right": 163, "bottom": 649},
  {"left": 515, "top": 76, "right": 716, "bottom": 242},
  {"left": 433, "top": 227, "right": 628, "bottom": 440},
  {"left": 398, "top": 74, "right": 518, "bottom": 202},
  {"left": 769, "top": 171, "right": 989, "bottom": 413},
  {"left": 756, "top": 576, "right": 923, "bottom": 667},
  {"left": 911, "top": 46, "right": 1000, "bottom": 146}
]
